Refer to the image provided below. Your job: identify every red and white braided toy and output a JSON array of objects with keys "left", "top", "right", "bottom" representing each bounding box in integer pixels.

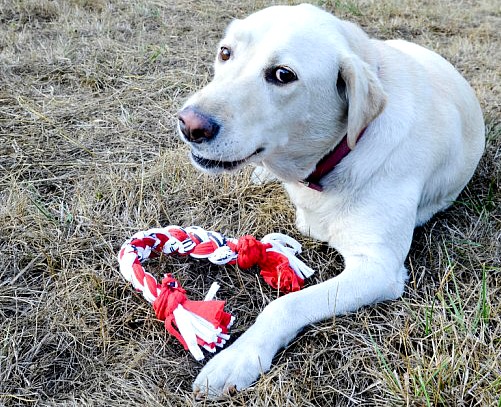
[{"left": 118, "top": 225, "right": 315, "bottom": 360}]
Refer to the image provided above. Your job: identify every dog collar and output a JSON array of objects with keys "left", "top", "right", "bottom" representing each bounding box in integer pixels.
[{"left": 301, "top": 128, "right": 367, "bottom": 192}]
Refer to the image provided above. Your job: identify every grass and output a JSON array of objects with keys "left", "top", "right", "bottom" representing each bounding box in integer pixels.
[{"left": 1, "top": 0, "right": 500, "bottom": 405}]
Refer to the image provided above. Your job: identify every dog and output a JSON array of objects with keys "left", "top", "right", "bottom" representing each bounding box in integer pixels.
[{"left": 177, "top": 3, "right": 485, "bottom": 397}]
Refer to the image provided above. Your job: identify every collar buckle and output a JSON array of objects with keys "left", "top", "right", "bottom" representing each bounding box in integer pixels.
[{"left": 300, "top": 180, "right": 324, "bottom": 192}]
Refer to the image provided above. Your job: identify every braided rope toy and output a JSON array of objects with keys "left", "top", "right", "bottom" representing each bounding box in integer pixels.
[{"left": 118, "top": 225, "right": 315, "bottom": 360}]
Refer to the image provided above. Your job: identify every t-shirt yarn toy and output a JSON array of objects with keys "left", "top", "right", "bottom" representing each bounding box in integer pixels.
[{"left": 118, "top": 225, "right": 315, "bottom": 360}]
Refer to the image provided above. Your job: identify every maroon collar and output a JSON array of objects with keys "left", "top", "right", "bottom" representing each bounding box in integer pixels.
[{"left": 301, "top": 128, "right": 367, "bottom": 192}]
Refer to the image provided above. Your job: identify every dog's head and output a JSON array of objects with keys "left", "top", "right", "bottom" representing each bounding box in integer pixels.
[{"left": 178, "top": 4, "right": 386, "bottom": 182}]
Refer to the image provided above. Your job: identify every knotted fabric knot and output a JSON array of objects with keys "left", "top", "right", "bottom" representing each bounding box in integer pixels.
[
  {"left": 224, "top": 235, "right": 305, "bottom": 293},
  {"left": 229, "top": 235, "right": 269, "bottom": 269},
  {"left": 153, "top": 274, "right": 187, "bottom": 321}
]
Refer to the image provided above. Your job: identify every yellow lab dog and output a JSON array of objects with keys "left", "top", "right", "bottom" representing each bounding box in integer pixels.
[{"left": 177, "top": 4, "right": 485, "bottom": 397}]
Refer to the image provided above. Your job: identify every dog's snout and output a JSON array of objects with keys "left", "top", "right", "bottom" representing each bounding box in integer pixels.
[{"left": 178, "top": 107, "right": 220, "bottom": 143}]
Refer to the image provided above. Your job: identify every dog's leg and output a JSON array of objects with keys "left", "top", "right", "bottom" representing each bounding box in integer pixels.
[
  {"left": 193, "top": 181, "right": 420, "bottom": 397},
  {"left": 192, "top": 247, "right": 408, "bottom": 397}
]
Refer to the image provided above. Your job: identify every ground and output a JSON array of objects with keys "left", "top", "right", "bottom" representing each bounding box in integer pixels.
[{"left": 0, "top": 0, "right": 500, "bottom": 406}]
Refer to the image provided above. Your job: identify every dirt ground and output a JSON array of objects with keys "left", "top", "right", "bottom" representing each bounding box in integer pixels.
[{"left": 1, "top": 0, "right": 500, "bottom": 406}]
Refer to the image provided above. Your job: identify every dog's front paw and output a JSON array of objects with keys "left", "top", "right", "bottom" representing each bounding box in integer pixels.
[{"left": 193, "top": 341, "right": 272, "bottom": 399}]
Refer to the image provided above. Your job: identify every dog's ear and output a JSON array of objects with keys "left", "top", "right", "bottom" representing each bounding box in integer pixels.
[{"left": 339, "top": 55, "right": 387, "bottom": 149}]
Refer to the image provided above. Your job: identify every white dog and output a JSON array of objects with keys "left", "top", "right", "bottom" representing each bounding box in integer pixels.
[{"left": 177, "top": 3, "right": 484, "bottom": 397}]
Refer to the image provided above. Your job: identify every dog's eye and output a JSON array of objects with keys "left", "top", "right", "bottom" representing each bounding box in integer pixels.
[
  {"left": 266, "top": 66, "right": 298, "bottom": 85},
  {"left": 275, "top": 67, "right": 297, "bottom": 83},
  {"left": 219, "top": 47, "right": 231, "bottom": 61}
]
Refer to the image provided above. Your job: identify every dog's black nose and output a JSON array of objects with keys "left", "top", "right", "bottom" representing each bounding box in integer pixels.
[{"left": 178, "top": 107, "right": 219, "bottom": 143}]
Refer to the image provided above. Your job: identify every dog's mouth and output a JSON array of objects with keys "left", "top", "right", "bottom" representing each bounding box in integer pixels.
[{"left": 191, "top": 147, "right": 265, "bottom": 171}]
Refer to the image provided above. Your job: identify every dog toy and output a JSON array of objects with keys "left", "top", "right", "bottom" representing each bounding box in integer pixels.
[
  {"left": 117, "top": 225, "right": 315, "bottom": 359},
  {"left": 118, "top": 234, "right": 233, "bottom": 360}
]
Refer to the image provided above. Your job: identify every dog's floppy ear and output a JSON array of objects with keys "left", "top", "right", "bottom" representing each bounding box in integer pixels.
[{"left": 339, "top": 55, "right": 387, "bottom": 149}]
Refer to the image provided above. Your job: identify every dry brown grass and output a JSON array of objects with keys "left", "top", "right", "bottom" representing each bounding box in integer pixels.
[{"left": 1, "top": 0, "right": 499, "bottom": 405}]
